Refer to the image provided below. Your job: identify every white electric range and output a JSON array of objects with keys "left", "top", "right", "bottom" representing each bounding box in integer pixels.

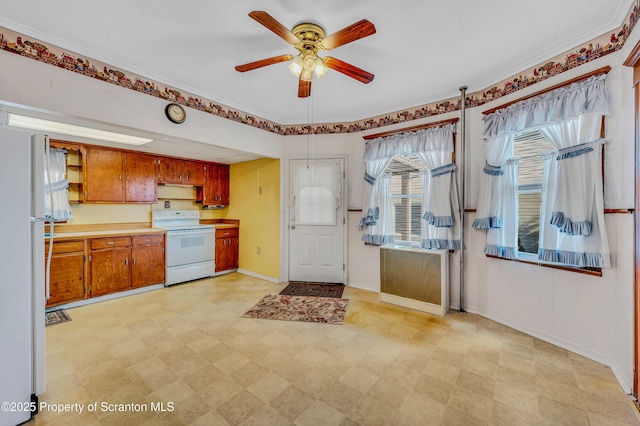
[{"left": 152, "top": 210, "right": 215, "bottom": 286}]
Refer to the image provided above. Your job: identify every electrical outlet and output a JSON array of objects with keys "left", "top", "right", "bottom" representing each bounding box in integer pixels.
[{"left": 256, "top": 246, "right": 261, "bottom": 255}]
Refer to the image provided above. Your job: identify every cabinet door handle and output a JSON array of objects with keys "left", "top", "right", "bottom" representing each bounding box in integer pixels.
[
  {"left": 126, "top": 175, "right": 130, "bottom": 182},
  {"left": 133, "top": 258, "right": 136, "bottom": 265},
  {"left": 186, "top": 174, "right": 189, "bottom": 181},
  {"left": 179, "top": 173, "right": 182, "bottom": 180},
  {"left": 106, "top": 241, "right": 115, "bottom": 245},
  {"left": 125, "top": 258, "right": 129, "bottom": 266},
  {"left": 119, "top": 175, "right": 122, "bottom": 181}
]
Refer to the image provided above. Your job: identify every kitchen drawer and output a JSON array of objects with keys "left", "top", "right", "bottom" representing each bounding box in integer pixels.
[
  {"left": 91, "top": 236, "right": 131, "bottom": 250},
  {"left": 132, "top": 234, "right": 164, "bottom": 246},
  {"left": 215, "top": 228, "right": 238, "bottom": 239},
  {"left": 45, "top": 240, "right": 84, "bottom": 254}
]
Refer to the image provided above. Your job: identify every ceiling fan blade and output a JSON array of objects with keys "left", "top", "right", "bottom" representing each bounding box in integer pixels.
[
  {"left": 298, "top": 77, "right": 311, "bottom": 98},
  {"left": 249, "top": 11, "right": 300, "bottom": 45},
  {"left": 235, "top": 54, "right": 294, "bottom": 72},
  {"left": 324, "top": 57, "right": 374, "bottom": 84},
  {"left": 320, "top": 19, "right": 376, "bottom": 50}
]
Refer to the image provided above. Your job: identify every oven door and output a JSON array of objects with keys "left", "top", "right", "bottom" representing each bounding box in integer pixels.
[{"left": 165, "top": 229, "right": 215, "bottom": 267}]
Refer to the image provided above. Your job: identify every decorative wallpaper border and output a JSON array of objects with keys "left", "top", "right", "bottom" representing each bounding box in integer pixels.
[{"left": 1, "top": 1, "right": 638, "bottom": 136}]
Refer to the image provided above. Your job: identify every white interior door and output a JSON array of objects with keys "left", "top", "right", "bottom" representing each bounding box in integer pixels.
[{"left": 289, "top": 158, "right": 345, "bottom": 283}]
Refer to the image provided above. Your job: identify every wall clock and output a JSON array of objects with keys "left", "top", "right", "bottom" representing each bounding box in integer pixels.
[{"left": 165, "top": 103, "right": 186, "bottom": 124}]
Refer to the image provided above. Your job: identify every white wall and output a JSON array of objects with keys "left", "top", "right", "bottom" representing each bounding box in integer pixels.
[
  {"left": 281, "top": 55, "right": 636, "bottom": 393},
  {"left": 0, "top": 50, "right": 284, "bottom": 160}
]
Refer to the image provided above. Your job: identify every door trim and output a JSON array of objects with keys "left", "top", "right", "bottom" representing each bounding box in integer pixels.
[
  {"left": 624, "top": 42, "right": 640, "bottom": 400},
  {"left": 281, "top": 155, "right": 349, "bottom": 284}
]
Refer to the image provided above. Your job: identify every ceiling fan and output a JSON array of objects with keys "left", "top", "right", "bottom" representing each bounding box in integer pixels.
[{"left": 235, "top": 11, "right": 376, "bottom": 98}]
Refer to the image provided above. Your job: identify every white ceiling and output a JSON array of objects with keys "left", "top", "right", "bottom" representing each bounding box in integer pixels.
[{"left": 0, "top": 0, "right": 633, "bottom": 126}]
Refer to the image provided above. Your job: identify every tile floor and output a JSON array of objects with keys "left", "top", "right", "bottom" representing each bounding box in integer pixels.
[{"left": 28, "top": 273, "right": 639, "bottom": 425}]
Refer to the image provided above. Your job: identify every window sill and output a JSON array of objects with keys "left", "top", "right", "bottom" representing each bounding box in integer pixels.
[{"left": 485, "top": 254, "right": 602, "bottom": 277}]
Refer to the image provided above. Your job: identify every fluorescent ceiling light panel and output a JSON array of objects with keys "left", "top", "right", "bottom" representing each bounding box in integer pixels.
[{"left": 7, "top": 113, "right": 153, "bottom": 145}]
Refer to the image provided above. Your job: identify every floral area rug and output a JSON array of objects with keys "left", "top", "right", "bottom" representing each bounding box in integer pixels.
[
  {"left": 242, "top": 294, "right": 349, "bottom": 325},
  {"left": 279, "top": 282, "right": 345, "bottom": 298},
  {"left": 45, "top": 309, "right": 71, "bottom": 327}
]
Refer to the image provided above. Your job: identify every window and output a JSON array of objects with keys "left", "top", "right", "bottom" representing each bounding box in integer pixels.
[
  {"left": 385, "top": 154, "right": 425, "bottom": 243},
  {"left": 512, "top": 130, "right": 554, "bottom": 257}
]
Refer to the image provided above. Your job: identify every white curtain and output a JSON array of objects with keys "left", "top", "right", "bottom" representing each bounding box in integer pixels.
[
  {"left": 417, "top": 143, "right": 461, "bottom": 250},
  {"left": 472, "top": 134, "right": 518, "bottom": 258},
  {"left": 360, "top": 124, "right": 456, "bottom": 246},
  {"left": 290, "top": 159, "right": 342, "bottom": 225},
  {"left": 538, "top": 114, "right": 609, "bottom": 267},
  {"left": 44, "top": 147, "right": 73, "bottom": 221},
  {"left": 475, "top": 74, "right": 610, "bottom": 265},
  {"left": 359, "top": 158, "right": 394, "bottom": 244}
]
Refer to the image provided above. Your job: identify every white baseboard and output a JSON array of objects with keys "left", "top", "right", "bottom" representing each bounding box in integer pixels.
[{"left": 236, "top": 269, "right": 281, "bottom": 283}]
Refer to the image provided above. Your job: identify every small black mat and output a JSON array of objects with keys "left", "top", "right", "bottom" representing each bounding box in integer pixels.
[
  {"left": 280, "top": 282, "right": 345, "bottom": 298},
  {"left": 45, "top": 310, "right": 71, "bottom": 327}
]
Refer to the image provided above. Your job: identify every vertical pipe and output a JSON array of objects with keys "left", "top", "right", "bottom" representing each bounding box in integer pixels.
[{"left": 458, "top": 86, "right": 467, "bottom": 313}]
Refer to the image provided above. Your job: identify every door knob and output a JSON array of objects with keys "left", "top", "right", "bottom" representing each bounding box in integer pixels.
[{"left": 290, "top": 225, "right": 296, "bottom": 230}]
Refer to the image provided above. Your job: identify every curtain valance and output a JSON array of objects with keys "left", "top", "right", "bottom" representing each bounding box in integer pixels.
[
  {"left": 482, "top": 75, "right": 609, "bottom": 139},
  {"left": 363, "top": 124, "right": 455, "bottom": 161}
]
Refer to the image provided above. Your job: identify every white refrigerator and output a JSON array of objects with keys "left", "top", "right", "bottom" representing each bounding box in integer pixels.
[{"left": 0, "top": 128, "right": 46, "bottom": 426}]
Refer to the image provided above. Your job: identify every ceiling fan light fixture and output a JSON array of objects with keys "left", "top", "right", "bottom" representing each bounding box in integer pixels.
[
  {"left": 300, "top": 68, "right": 313, "bottom": 82},
  {"left": 302, "top": 53, "right": 317, "bottom": 72},
  {"left": 314, "top": 58, "right": 329, "bottom": 79},
  {"left": 288, "top": 58, "right": 303, "bottom": 77}
]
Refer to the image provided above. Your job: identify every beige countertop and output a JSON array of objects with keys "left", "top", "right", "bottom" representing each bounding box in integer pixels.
[
  {"left": 46, "top": 223, "right": 238, "bottom": 240},
  {"left": 212, "top": 224, "right": 237, "bottom": 230}
]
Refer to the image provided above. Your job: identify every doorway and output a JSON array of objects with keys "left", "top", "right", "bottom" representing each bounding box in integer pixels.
[{"left": 287, "top": 157, "right": 346, "bottom": 283}]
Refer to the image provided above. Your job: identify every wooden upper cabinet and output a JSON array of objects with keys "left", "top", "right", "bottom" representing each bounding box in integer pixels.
[
  {"left": 85, "top": 147, "right": 124, "bottom": 202},
  {"left": 184, "top": 161, "right": 206, "bottom": 186},
  {"left": 157, "top": 158, "right": 206, "bottom": 185},
  {"left": 124, "top": 152, "right": 157, "bottom": 203},
  {"left": 157, "top": 157, "right": 184, "bottom": 184},
  {"left": 203, "top": 164, "right": 230, "bottom": 207},
  {"left": 85, "top": 147, "right": 157, "bottom": 203}
]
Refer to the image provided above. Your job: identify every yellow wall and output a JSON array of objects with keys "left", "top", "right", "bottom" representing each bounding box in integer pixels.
[{"left": 223, "top": 158, "right": 281, "bottom": 279}]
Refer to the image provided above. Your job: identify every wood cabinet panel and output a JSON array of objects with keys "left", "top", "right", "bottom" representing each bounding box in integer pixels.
[
  {"left": 215, "top": 227, "right": 239, "bottom": 272},
  {"left": 157, "top": 157, "right": 184, "bottom": 184},
  {"left": 125, "top": 152, "right": 157, "bottom": 202},
  {"left": 203, "top": 164, "right": 230, "bottom": 207},
  {"left": 46, "top": 251, "right": 85, "bottom": 307},
  {"left": 184, "top": 161, "right": 206, "bottom": 185},
  {"left": 131, "top": 234, "right": 164, "bottom": 245},
  {"left": 157, "top": 158, "right": 206, "bottom": 186},
  {"left": 85, "top": 147, "right": 124, "bottom": 202},
  {"left": 131, "top": 244, "right": 165, "bottom": 288},
  {"left": 90, "top": 247, "right": 130, "bottom": 297},
  {"left": 90, "top": 237, "right": 130, "bottom": 250},
  {"left": 46, "top": 240, "right": 84, "bottom": 254}
]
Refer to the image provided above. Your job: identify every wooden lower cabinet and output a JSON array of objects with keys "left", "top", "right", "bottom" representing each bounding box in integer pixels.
[
  {"left": 131, "top": 235, "right": 165, "bottom": 288},
  {"left": 88, "top": 234, "right": 165, "bottom": 298},
  {"left": 215, "top": 228, "right": 239, "bottom": 272},
  {"left": 89, "top": 236, "right": 131, "bottom": 297},
  {"left": 46, "top": 232, "right": 166, "bottom": 304},
  {"left": 45, "top": 240, "right": 87, "bottom": 307}
]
